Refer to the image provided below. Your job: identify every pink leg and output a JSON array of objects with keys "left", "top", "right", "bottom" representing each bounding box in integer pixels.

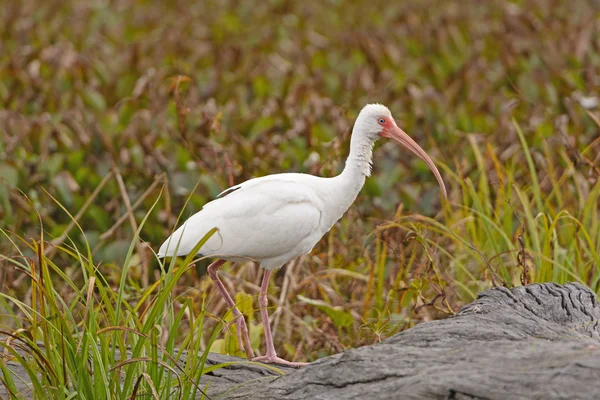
[
  {"left": 207, "top": 260, "right": 255, "bottom": 358},
  {"left": 251, "top": 269, "right": 308, "bottom": 367}
]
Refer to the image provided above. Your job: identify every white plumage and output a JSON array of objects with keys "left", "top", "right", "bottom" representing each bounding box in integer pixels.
[
  {"left": 158, "top": 173, "right": 362, "bottom": 269},
  {"left": 159, "top": 177, "right": 324, "bottom": 268},
  {"left": 158, "top": 104, "right": 446, "bottom": 366}
]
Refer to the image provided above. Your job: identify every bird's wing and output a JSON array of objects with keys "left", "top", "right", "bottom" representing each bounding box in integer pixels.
[
  {"left": 216, "top": 173, "right": 311, "bottom": 198},
  {"left": 158, "top": 178, "right": 324, "bottom": 264}
]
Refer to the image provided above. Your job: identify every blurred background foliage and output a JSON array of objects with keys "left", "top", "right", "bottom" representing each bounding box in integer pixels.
[{"left": 1, "top": 0, "right": 599, "bottom": 361}]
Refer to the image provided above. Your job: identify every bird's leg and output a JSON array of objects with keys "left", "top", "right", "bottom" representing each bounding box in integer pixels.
[
  {"left": 251, "top": 269, "right": 308, "bottom": 367},
  {"left": 207, "top": 260, "right": 255, "bottom": 358},
  {"left": 259, "top": 270, "right": 277, "bottom": 358}
]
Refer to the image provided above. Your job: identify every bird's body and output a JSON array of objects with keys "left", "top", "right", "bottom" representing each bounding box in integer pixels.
[
  {"left": 158, "top": 171, "right": 365, "bottom": 269},
  {"left": 159, "top": 104, "right": 446, "bottom": 367}
]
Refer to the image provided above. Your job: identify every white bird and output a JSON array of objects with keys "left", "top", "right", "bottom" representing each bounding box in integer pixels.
[{"left": 158, "top": 103, "right": 447, "bottom": 367}]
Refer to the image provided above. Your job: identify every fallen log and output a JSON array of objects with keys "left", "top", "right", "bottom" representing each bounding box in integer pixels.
[{"left": 211, "top": 282, "right": 600, "bottom": 400}]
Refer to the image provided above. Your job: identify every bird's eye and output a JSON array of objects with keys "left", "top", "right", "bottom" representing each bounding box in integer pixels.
[{"left": 378, "top": 118, "right": 385, "bottom": 124}]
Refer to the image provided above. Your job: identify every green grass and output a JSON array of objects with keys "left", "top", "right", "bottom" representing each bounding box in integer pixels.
[
  {"left": 1, "top": 0, "right": 600, "bottom": 397},
  {"left": 0, "top": 200, "right": 255, "bottom": 398}
]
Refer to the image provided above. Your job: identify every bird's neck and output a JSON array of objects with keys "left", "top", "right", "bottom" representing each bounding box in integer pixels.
[
  {"left": 331, "top": 134, "right": 376, "bottom": 208},
  {"left": 344, "top": 134, "right": 375, "bottom": 178}
]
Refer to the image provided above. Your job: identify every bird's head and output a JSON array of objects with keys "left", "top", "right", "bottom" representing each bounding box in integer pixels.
[{"left": 356, "top": 103, "right": 448, "bottom": 198}]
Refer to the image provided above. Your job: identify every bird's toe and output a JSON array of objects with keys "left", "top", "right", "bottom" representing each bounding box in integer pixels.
[{"left": 251, "top": 355, "right": 308, "bottom": 368}]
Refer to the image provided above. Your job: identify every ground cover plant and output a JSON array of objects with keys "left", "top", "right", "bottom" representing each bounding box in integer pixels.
[{"left": 0, "top": 0, "right": 599, "bottom": 398}]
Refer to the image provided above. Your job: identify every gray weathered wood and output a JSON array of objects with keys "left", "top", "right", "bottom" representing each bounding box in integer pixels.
[{"left": 218, "top": 282, "right": 600, "bottom": 400}]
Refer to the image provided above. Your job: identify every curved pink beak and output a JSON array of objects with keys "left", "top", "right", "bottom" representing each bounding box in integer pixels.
[{"left": 382, "top": 122, "right": 448, "bottom": 198}]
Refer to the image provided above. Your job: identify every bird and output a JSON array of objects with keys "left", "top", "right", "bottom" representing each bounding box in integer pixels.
[{"left": 158, "top": 103, "right": 447, "bottom": 367}]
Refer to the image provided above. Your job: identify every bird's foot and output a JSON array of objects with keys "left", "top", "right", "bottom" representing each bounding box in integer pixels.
[{"left": 251, "top": 355, "right": 308, "bottom": 368}]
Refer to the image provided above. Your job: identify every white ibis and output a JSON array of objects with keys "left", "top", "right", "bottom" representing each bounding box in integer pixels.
[{"left": 158, "top": 103, "right": 447, "bottom": 367}]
